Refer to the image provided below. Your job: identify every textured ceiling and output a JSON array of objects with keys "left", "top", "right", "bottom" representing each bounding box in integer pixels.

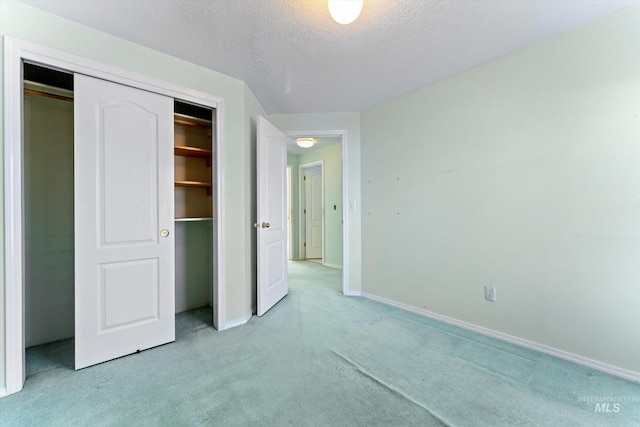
[{"left": 20, "top": 0, "right": 638, "bottom": 114}]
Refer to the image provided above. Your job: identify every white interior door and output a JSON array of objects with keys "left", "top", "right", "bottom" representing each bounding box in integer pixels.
[
  {"left": 256, "top": 115, "right": 288, "bottom": 316},
  {"left": 304, "top": 166, "right": 323, "bottom": 259},
  {"left": 74, "top": 74, "right": 175, "bottom": 369}
]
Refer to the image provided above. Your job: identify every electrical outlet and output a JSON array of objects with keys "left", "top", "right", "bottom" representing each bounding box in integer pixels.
[{"left": 485, "top": 286, "right": 496, "bottom": 302}]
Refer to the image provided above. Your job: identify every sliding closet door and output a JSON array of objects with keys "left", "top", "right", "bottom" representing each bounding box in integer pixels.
[{"left": 74, "top": 74, "right": 175, "bottom": 369}]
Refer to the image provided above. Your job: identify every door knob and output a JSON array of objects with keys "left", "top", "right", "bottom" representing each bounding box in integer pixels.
[
  {"left": 262, "top": 222, "right": 270, "bottom": 228},
  {"left": 254, "top": 223, "right": 260, "bottom": 228},
  {"left": 160, "top": 229, "right": 169, "bottom": 238}
]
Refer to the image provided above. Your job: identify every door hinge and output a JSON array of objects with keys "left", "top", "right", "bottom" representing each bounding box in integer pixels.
[
  {"left": 304, "top": 242, "right": 306, "bottom": 247},
  {"left": 304, "top": 176, "right": 306, "bottom": 181},
  {"left": 304, "top": 208, "right": 306, "bottom": 214}
]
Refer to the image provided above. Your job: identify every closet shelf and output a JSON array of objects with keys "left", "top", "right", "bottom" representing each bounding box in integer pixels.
[
  {"left": 175, "top": 180, "right": 211, "bottom": 188},
  {"left": 175, "top": 180, "right": 212, "bottom": 195},
  {"left": 174, "top": 113, "right": 212, "bottom": 129},
  {"left": 174, "top": 145, "right": 211, "bottom": 159},
  {"left": 175, "top": 217, "right": 214, "bottom": 222}
]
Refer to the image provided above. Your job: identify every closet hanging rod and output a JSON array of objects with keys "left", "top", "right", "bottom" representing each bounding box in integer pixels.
[{"left": 23, "top": 87, "right": 73, "bottom": 103}]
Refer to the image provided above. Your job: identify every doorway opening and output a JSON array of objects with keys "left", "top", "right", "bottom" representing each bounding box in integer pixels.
[
  {"left": 285, "top": 135, "right": 344, "bottom": 282},
  {"left": 23, "top": 63, "right": 75, "bottom": 353}
]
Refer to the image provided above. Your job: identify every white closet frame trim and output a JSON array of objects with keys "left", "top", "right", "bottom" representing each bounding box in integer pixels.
[{"left": 3, "top": 36, "right": 226, "bottom": 396}]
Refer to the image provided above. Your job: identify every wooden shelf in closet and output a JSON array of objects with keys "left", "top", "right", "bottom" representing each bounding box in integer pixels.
[
  {"left": 174, "top": 145, "right": 212, "bottom": 167},
  {"left": 175, "top": 180, "right": 212, "bottom": 195},
  {"left": 174, "top": 145, "right": 212, "bottom": 159},
  {"left": 174, "top": 109, "right": 213, "bottom": 218},
  {"left": 174, "top": 114, "right": 212, "bottom": 129}
]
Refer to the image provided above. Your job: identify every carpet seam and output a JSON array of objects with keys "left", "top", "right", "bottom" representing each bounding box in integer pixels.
[{"left": 332, "top": 350, "right": 453, "bottom": 427}]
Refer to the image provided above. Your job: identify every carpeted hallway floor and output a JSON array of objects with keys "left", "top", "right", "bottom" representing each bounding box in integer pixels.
[{"left": 1, "top": 260, "right": 639, "bottom": 426}]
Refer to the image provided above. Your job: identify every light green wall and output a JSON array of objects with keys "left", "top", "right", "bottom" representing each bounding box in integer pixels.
[
  {"left": 0, "top": 1, "right": 261, "bottom": 390},
  {"left": 268, "top": 113, "right": 362, "bottom": 293},
  {"left": 361, "top": 5, "right": 640, "bottom": 375},
  {"left": 292, "top": 144, "right": 343, "bottom": 267}
]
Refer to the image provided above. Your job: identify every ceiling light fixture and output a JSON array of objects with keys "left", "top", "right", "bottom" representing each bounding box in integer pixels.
[
  {"left": 328, "top": 0, "right": 363, "bottom": 25},
  {"left": 296, "top": 138, "right": 315, "bottom": 148}
]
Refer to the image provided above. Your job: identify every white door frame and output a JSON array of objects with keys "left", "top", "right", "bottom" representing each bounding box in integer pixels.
[
  {"left": 298, "top": 161, "right": 324, "bottom": 262},
  {"left": 285, "top": 131, "right": 349, "bottom": 296},
  {"left": 3, "top": 37, "right": 226, "bottom": 396},
  {"left": 287, "top": 165, "right": 293, "bottom": 260}
]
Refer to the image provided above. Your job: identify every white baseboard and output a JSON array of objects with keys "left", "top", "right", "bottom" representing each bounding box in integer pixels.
[
  {"left": 343, "top": 290, "right": 362, "bottom": 297},
  {"left": 222, "top": 313, "right": 252, "bottom": 330},
  {"left": 0, "top": 387, "right": 7, "bottom": 398},
  {"left": 361, "top": 292, "right": 640, "bottom": 383}
]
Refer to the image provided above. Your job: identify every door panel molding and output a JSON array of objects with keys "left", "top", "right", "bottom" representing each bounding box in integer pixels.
[{"left": 99, "top": 258, "right": 160, "bottom": 331}]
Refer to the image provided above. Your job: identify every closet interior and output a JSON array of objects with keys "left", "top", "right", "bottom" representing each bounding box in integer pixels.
[
  {"left": 23, "top": 63, "right": 75, "bottom": 348},
  {"left": 173, "top": 100, "right": 216, "bottom": 315},
  {"left": 23, "top": 63, "right": 216, "bottom": 354}
]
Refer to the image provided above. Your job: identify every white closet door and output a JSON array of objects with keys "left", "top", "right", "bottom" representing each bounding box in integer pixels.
[
  {"left": 74, "top": 74, "right": 175, "bottom": 369},
  {"left": 256, "top": 115, "right": 288, "bottom": 316}
]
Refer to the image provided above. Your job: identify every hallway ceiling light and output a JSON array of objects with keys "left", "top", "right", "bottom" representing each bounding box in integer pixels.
[
  {"left": 296, "top": 138, "right": 315, "bottom": 148},
  {"left": 328, "top": 0, "right": 363, "bottom": 25}
]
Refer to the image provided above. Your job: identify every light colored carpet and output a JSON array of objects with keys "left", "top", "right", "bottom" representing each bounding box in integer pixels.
[{"left": 1, "top": 261, "right": 639, "bottom": 426}]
